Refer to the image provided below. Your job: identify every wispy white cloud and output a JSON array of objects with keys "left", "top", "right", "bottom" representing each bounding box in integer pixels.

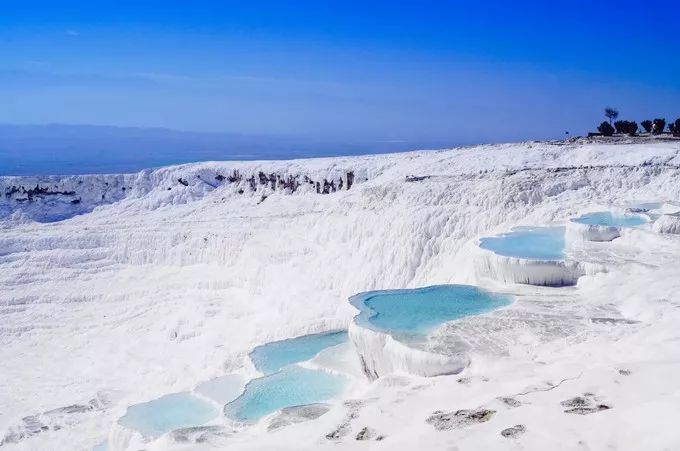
[
  {"left": 223, "top": 74, "right": 345, "bottom": 89},
  {"left": 0, "top": 69, "right": 161, "bottom": 89},
  {"left": 65, "top": 29, "right": 80, "bottom": 36},
  {"left": 133, "top": 72, "right": 195, "bottom": 83}
]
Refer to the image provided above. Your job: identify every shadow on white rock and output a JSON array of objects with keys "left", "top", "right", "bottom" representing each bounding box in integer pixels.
[{"left": 653, "top": 213, "right": 680, "bottom": 235}]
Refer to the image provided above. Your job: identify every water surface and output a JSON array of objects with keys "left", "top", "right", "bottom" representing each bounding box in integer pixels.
[
  {"left": 249, "top": 331, "right": 348, "bottom": 376},
  {"left": 223, "top": 366, "right": 346, "bottom": 422},
  {"left": 479, "top": 226, "right": 565, "bottom": 260},
  {"left": 118, "top": 392, "right": 218, "bottom": 438},
  {"left": 222, "top": 331, "right": 349, "bottom": 422},
  {"left": 572, "top": 211, "right": 647, "bottom": 227},
  {"left": 351, "top": 285, "right": 511, "bottom": 335}
]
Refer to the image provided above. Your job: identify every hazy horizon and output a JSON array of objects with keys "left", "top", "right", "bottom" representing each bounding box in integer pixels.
[{"left": 0, "top": 122, "right": 470, "bottom": 175}]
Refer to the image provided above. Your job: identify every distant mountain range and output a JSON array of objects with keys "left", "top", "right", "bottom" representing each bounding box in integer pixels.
[{"left": 0, "top": 124, "right": 456, "bottom": 175}]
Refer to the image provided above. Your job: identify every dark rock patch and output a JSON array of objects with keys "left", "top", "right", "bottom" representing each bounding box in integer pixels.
[
  {"left": 561, "top": 394, "right": 611, "bottom": 415},
  {"left": 4, "top": 184, "right": 76, "bottom": 201},
  {"left": 170, "top": 425, "right": 231, "bottom": 443},
  {"left": 590, "top": 317, "right": 639, "bottom": 325},
  {"left": 355, "top": 427, "right": 376, "bottom": 441},
  {"left": 405, "top": 175, "right": 433, "bottom": 182},
  {"left": 564, "top": 405, "right": 611, "bottom": 415},
  {"left": 498, "top": 397, "right": 522, "bottom": 408},
  {"left": 325, "top": 424, "right": 351, "bottom": 441},
  {"left": 346, "top": 171, "right": 354, "bottom": 190},
  {"left": 268, "top": 404, "right": 330, "bottom": 431},
  {"left": 325, "top": 399, "right": 364, "bottom": 441},
  {"left": 560, "top": 396, "right": 590, "bottom": 408},
  {"left": 426, "top": 408, "right": 496, "bottom": 431},
  {"left": 500, "top": 424, "right": 526, "bottom": 438},
  {"left": 457, "top": 376, "right": 488, "bottom": 385}
]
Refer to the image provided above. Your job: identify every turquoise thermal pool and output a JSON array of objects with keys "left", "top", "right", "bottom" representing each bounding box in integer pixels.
[
  {"left": 572, "top": 211, "right": 647, "bottom": 227},
  {"left": 350, "top": 285, "right": 511, "bottom": 336},
  {"left": 224, "top": 331, "right": 349, "bottom": 422},
  {"left": 479, "top": 226, "right": 566, "bottom": 260}
]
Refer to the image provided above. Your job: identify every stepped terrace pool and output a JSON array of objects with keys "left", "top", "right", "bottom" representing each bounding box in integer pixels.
[
  {"left": 224, "top": 331, "right": 349, "bottom": 422},
  {"left": 118, "top": 392, "right": 219, "bottom": 439},
  {"left": 478, "top": 226, "right": 566, "bottom": 261},
  {"left": 351, "top": 285, "right": 511, "bottom": 337},
  {"left": 572, "top": 211, "right": 647, "bottom": 227}
]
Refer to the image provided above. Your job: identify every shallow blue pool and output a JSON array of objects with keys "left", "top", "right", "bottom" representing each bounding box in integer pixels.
[
  {"left": 250, "top": 331, "right": 348, "bottom": 376},
  {"left": 351, "top": 285, "right": 511, "bottom": 335},
  {"left": 223, "top": 365, "right": 346, "bottom": 422},
  {"left": 221, "top": 331, "right": 349, "bottom": 422},
  {"left": 572, "top": 211, "right": 647, "bottom": 227},
  {"left": 479, "top": 226, "right": 565, "bottom": 260},
  {"left": 118, "top": 392, "right": 219, "bottom": 438}
]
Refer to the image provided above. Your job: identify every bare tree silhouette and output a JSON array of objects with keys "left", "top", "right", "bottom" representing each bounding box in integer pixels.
[{"left": 604, "top": 107, "right": 619, "bottom": 125}]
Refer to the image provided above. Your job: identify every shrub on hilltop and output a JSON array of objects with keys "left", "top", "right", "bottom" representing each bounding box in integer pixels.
[
  {"left": 614, "top": 121, "right": 625, "bottom": 134},
  {"left": 598, "top": 121, "right": 615, "bottom": 136},
  {"left": 652, "top": 118, "right": 666, "bottom": 134},
  {"left": 641, "top": 120, "right": 653, "bottom": 133},
  {"left": 614, "top": 120, "right": 638, "bottom": 135},
  {"left": 669, "top": 118, "right": 680, "bottom": 136}
]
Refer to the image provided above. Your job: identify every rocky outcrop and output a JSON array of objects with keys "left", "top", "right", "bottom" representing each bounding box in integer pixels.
[
  {"left": 267, "top": 404, "right": 330, "bottom": 431},
  {"left": 426, "top": 408, "right": 496, "bottom": 431},
  {"left": 500, "top": 424, "right": 526, "bottom": 438},
  {"left": 560, "top": 393, "right": 612, "bottom": 415},
  {"left": 0, "top": 167, "right": 363, "bottom": 223}
]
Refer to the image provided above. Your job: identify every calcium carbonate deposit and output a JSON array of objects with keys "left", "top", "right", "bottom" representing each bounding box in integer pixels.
[{"left": 2, "top": 141, "right": 680, "bottom": 450}]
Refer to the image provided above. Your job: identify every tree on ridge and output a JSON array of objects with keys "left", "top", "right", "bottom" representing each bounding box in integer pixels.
[{"left": 605, "top": 107, "right": 619, "bottom": 125}]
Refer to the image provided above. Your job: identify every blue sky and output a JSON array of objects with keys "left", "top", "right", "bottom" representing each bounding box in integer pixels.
[{"left": 1, "top": 0, "right": 679, "bottom": 145}]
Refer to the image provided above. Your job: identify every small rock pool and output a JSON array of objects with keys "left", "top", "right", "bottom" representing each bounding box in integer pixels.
[
  {"left": 224, "top": 331, "right": 349, "bottom": 422},
  {"left": 118, "top": 392, "right": 219, "bottom": 439},
  {"left": 223, "top": 365, "right": 346, "bottom": 422},
  {"left": 351, "top": 285, "right": 511, "bottom": 337},
  {"left": 249, "top": 330, "right": 348, "bottom": 375},
  {"left": 478, "top": 226, "right": 566, "bottom": 261},
  {"left": 571, "top": 211, "right": 647, "bottom": 227}
]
